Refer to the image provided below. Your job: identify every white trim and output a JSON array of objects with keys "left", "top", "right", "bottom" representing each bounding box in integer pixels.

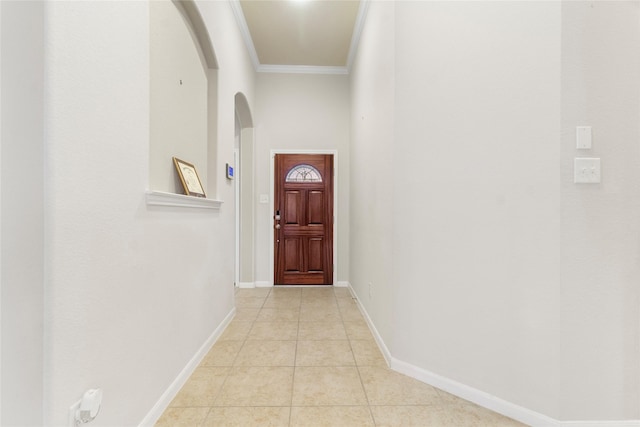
[
  {"left": 349, "top": 283, "right": 640, "bottom": 427},
  {"left": 269, "top": 149, "right": 339, "bottom": 287},
  {"left": 347, "top": 283, "right": 392, "bottom": 367},
  {"left": 234, "top": 149, "right": 239, "bottom": 285},
  {"left": 255, "top": 281, "right": 272, "bottom": 288},
  {"left": 230, "top": 0, "right": 366, "bottom": 75},
  {"left": 229, "top": 0, "right": 260, "bottom": 70},
  {"left": 560, "top": 423, "right": 640, "bottom": 427},
  {"left": 334, "top": 281, "right": 350, "bottom": 288},
  {"left": 257, "top": 64, "right": 348, "bottom": 75},
  {"left": 145, "top": 190, "right": 223, "bottom": 210},
  {"left": 250, "top": 130, "right": 257, "bottom": 288},
  {"left": 236, "top": 282, "right": 255, "bottom": 289},
  {"left": 0, "top": 3, "right": 3, "bottom": 420},
  {"left": 138, "top": 307, "right": 236, "bottom": 427},
  {"left": 346, "top": 0, "right": 371, "bottom": 71},
  {"left": 395, "top": 360, "right": 640, "bottom": 427},
  {"left": 391, "top": 357, "right": 560, "bottom": 427},
  {"left": 271, "top": 284, "right": 333, "bottom": 288}
]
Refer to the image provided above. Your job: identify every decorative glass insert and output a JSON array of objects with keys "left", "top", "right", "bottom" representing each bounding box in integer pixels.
[{"left": 286, "top": 164, "right": 323, "bottom": 183}]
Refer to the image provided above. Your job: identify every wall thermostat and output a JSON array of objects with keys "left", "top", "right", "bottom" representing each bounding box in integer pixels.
[{"left": 226, "top": 163, "right": 234, "bottom": 180}]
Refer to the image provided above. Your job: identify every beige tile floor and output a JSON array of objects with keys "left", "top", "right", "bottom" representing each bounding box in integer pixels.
[{"left": 156, "top": 287, "right": 527, "bottom": 427}]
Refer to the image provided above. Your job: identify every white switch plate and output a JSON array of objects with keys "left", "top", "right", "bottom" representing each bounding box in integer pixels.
[
  {"left": 576, "top": 126, "right": 592, "bottom": 149},
  {"left": 574, "top": 157, "right": 601, "bottom": 183}
]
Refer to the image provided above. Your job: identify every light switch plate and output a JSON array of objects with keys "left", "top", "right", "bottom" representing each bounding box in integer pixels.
[
  {"left": 574, "top": 157, "right": 601, "bottom": 183},
  {"left": 576, "top": 126, "right": 592, "bottom": 149}
]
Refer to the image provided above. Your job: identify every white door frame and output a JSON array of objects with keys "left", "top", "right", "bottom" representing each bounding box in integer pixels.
[
  {"left": 269, "top": 149, "right": 338, "bottom": 286},
  {"left": 234, "top": 148, "right": 239, "bottom": 286}
]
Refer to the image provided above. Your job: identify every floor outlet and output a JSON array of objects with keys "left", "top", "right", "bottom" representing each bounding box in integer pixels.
[{"left": 68, "top": 400, "right": 81, "bottom": 427}]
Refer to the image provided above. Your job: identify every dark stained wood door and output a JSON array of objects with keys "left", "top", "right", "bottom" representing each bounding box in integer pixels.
[{"left": 274, "top": 154, "right": 333, "bottom": 285}]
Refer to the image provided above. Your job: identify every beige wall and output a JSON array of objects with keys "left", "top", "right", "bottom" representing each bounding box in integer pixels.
[
  {"left": 239, "top": 126, "right": 255, "bottom": 284},
  {"left": 254, "top": 73, "right": 350, "bottom": 285},
  {"left": 350, "top": 0, "right": 639, "bottom": 423},
  {"left": 39, "top": 0, "right": 255, "bottom": 425},
  {"left": 4, "top": 0, "right": 639, "bottom": 424},
  {"left": 349, "top": 0, "right": 395, "bottom": 349},
  {"left": 149, "top": 1, "right": 208, "bottom": 194},
  {"left": 391, "top": 0, "right": 562, "bottom": 417},
  {"left": 0, "top": 1, "right": 45, "bottom": 425},
  {"left": 560, "top": 1, "right": 640, "bottom": 419}
]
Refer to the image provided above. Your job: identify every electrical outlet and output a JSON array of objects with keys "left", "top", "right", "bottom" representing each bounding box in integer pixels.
[
  {"left": 368, "top": 282, "right": 373, "bottom": 299},
  {"left": 574, "top": 157, "right": 601, "bottom": 183},
  {"left": 68, "top": 400, "right": 81, "bottom": 427}
]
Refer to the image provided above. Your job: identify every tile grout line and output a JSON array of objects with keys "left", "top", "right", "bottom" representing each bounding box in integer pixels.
[
  {"left": 208, "top": 288, "right": 269, "bottom": 419},
  {"left": 159, "top": 287, "right": 524, "bottom": 426},
  {"left": 199, "top": 287, "right": 244, "bottom": 424},
  {"left": 336, "top": 288, "right": 378, "bottom": 426},
  {"left": 200, "top": 290, "right": 255, "bottom": 424},
  {"left": 289, "top": 288, "right": 302, "bottom": 426}
]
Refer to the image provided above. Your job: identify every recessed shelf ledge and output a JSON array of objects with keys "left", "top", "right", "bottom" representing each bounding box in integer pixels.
[{"left": 145, "top": 190, "right": 223, "bottom": 210}]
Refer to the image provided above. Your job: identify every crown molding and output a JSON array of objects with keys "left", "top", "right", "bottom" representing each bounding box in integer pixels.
[
  {"left": 257, "top": 64, "right": 348, "bottom": 75},
  {"left": 346, "top": 0, "right": 370, "bottom": 71},
  {"left": 230, "top": 0, "right": 369, "bottom": 75},
  {"left": 229, "top": 0, "right": 260, "bottom": 70}
]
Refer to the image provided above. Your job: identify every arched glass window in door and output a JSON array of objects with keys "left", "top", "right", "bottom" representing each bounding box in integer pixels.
[{"left": 285, "top": 164, "right": 323, "bottom": 183}]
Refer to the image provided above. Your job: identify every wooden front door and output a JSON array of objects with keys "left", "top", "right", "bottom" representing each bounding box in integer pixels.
[{"left": 274, "top": 154, "right": 333, "bottom": 285}]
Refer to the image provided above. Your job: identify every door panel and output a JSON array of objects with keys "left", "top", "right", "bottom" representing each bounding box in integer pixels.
[
  {"left": 308, "top": 238, "right": 324, "bottom": 272},
  {"left": 308, "top": 191, "right": 324, "bottom": 225},
  {"left": 285, "top": 191, "right": 301, "bottom": 225},
  {"left": 274, "top": 154, "right": 333, "bottom": 285},
  {"left": 284, "top": 238, "right": 301, "bottom": 272}
]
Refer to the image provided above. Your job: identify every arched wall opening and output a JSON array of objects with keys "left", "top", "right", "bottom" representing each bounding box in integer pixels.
[
  {"left": 234, "top": 92, "right": 255, "bottom": 286},
  {"left": 149, "top": 0, "right": 218, "bottom": 197}
]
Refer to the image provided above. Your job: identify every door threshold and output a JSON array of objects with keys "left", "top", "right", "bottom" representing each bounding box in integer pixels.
[{"left": 274, "top": 284, "right": 334, "bottom": 287}]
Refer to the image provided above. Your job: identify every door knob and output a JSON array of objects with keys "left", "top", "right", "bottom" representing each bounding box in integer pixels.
[{"left": 275, "top": 224, "right": 281, "bottom": 229}]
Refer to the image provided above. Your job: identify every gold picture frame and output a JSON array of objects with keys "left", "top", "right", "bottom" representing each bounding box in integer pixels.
[{"left": 173, "top": 157, "right": 206, "bottom": 198}]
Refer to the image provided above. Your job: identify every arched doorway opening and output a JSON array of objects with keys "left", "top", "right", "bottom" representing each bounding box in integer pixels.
[{"left": 234, "top": 92, "right": 255, "bottom": 287}]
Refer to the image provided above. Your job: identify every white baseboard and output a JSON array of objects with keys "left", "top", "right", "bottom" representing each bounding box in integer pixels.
[
  {"left": 255, "top": 281, "right": 272, "bottom": 288},
  {"left": 561, "top": 423, "right": 640, "bottom": 427},
  {"left": 561, "top": 422, "right": 640, "bottom": 427},
  {"left": 347, "top": 283, "right": 392, "bottom": 367},
  {"left": 346, "top": 283, "right": 639, "bottom": 427},
  {"left": 390, "top": 357, "right": 558, "bottom": 427},
  {"left": 236, "top": 282, "right": 255, "bottom": 288},
  {"left": 252, "top": 281, "right": 345, "bottom": 287},
  {"left": 138, "top": 307, "right": 236, "bottom": 427}
]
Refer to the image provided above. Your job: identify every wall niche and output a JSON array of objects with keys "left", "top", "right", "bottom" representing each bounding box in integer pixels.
[{"left": 149, "top": 0, "right": 218, "bottom": 203}]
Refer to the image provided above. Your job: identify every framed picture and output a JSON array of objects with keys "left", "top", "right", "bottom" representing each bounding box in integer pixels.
[{"left": 173, "top": 157, "right": 206, "bottom": 198}]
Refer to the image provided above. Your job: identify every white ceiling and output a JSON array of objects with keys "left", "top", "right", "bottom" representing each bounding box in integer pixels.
[{"left": 231, "top": 0, "right": 367, "bottom": 74}]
